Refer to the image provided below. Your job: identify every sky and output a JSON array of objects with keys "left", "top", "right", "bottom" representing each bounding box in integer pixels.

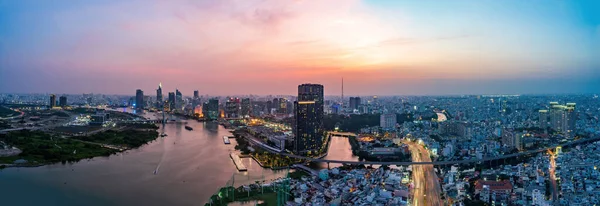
[{"left": 0, "top": 0, "right": 599, "bottom": 96}]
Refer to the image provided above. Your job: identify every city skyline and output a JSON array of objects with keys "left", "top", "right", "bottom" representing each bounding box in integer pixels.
[{"left": 1, "top": 0, "right": 599, "bottom": 95}]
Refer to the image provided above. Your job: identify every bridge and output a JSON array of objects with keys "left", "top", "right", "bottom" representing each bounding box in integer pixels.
[{"left": 260, "top": 136, "right": 600, "bottom": 166}]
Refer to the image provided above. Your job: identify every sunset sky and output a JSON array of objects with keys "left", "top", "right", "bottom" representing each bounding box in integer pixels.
[{"left": 1, "top": 0, "right": 599, "bottom": 95}]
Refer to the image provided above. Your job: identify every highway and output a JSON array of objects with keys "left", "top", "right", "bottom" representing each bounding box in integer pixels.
[
  {"left": 405, "top": 140, "right": 442, "bottom": 206},
  {"left": 548, "top": 149, "right": 559, "bottom": 203}
]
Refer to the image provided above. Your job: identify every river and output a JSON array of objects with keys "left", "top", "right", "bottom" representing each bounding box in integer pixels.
[{"left": 0, "top": 109, "right": 288, "bottom": 206}]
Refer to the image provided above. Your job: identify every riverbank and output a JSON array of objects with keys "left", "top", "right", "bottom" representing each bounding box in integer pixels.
[{"left": 0, "top": 126, "right": 159, "bottom": 168}]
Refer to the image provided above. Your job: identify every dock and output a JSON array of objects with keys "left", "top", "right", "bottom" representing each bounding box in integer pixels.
[
  {"left": 230, "top": 153, "right": 247, "bottom": 171},
  {"left": 223, "top": 136, "right": 231, "bottom": 144}
]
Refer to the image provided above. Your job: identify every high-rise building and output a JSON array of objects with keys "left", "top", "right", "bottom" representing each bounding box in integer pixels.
[
  {"left": 514, "top": 133, "right": 524, "bottom": 151},
  {"left": 538, "top": 110, "right": 548, "bottom": 128},
  {"left": 241, "top": 98, "right": 252, "bottom": 117},
  {"left": 203, "top": 99, "right": 219, "bottom": 120},
  {"left": 501, "top": 129, "right": 515, "bottom": 148},
  {"left": 549, "top": 102, "right": 576, "bottom": 135},
  {"left": 168, "top": 92, "right": 176, "bottom": 111},
  {"left": 135, "top": 89, "right": 144, "bottom": 109},
  {"left": 156, "top": 83, "right": 163, "bottom": 108},
  {"left": 175, "top": 89, "right": 183, "bottom": 111},
  {"left": 278, "top": 98, "right": 287, "bottom": 114},
  {"left": 225, "top": 97, "right": 241, "bottom": 118},
  {"left": 193, "top": 90, "right": 199, "bottom": 99},
  {"left": 380, "top": 113, "right": 397, "bottom": 130},
  {"left": 349, "top": 97, "right": 361, "bottom": 111},
  {"left": 49, "top": 94, "right": 57, "bottom": 108},
  {"left": 59, "top": 96, "right": 67, "bottom": 107},
  {"left": 294, "top": 84, "right": 324, "bottom": 155}
]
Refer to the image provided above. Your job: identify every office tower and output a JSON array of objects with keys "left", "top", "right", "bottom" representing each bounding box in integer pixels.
[
  {"left": 168, "top": 92, "right": 176, "bottom": 111},
  {"left": 156, "top": 83, "right": 163, "bottom": 108},
  {"left": 175, "top": 89, "right": 182, "bottom": 111},
  {"left": 266, "top": 100, "right": 273, "bottom": 114},
  {"left": 241, "top": 98, "right": 252, "bottom": 117},
  {"left": 193, "top": 90, "right": 199, "bottom": 99},
  {"left": 49, "top": 94, "right": 56, "bottom": 108},
  {"left": 380, "top": 113, "right": 397, "bottom": 130},
  {"left": 225, "top": 97, "right": 241, "bottom": 118},
  {"left": 203, "top": 98, "right": 219, "bottom": 120},
  {"left": 135, "top": 89, "right": 144, "bottom": 109},
  {"left": 294, "top": 83, "right": 324, "bottom": 155},
  {"left": 59, "top": 96, "right": 67, "bottom": 107},
  {"left": 279, "top": 98, "right": 287, "bottom": 114},
  {"left": 349, "top": 97, "right": 361, "bottom": 111},
  {"left": 538, "top": 110, "right": 548, "bottom": 128}
]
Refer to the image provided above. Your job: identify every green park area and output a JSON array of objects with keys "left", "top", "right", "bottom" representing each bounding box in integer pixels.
[
  {"left": 0, "top": 130, "right": 116, "bottom": 165},
  {"left": 0, "top": 124, "right": 159, "bottom": 166},
  {"left": 73, "top": 124, "right": 159, "bottom": 148},
  {"left": 0, "top": 106, "right": 20, "bottom": 118}
]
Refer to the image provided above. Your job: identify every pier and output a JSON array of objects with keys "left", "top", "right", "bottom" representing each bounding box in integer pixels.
[{"left": 229, "top": 153, "right": 247, "bottom": 171}]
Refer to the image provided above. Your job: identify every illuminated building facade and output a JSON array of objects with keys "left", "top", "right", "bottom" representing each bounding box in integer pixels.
[
  {"left": 156, "top": 83, "right": 163, "bottom": 108},
  {"left": 294, "top": 84, "right": 324, "bottom": 155}
]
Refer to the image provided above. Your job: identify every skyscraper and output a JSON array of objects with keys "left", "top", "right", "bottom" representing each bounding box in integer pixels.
[
  {"left": 349, "top": 97, "right": 361, "bottom": 111},
  {"left": 549, "top": 102, "right": 576, "bottom": 136},
  {"left": 203, "top": 98, "right": 219, "bottom": 120},
  {"left": 59, "top": 96, "right": 67, "bottom": 107},
  {"left": 192, "top": 90, "right": 200, "bottom": 110},
  {"left": 175, "top": 89, "right": 183, "bottom": 111},
  {"left": 156, "top": 83, "right": 163, "bottom": 108},
  {"left": 538, "top": 110, "right": 548, "bottom": 128},
  {"left": 49, "top": 94, "right": 56, "bottom": 108},
  {"left": 135, "top": 89, "right": 144, "bottom": 109},
  {"left": 294, "top": 83, "right": 324, "bottom": 155},
  {"left": 168, "top": 92, "right": 176, "bottom": 111}
]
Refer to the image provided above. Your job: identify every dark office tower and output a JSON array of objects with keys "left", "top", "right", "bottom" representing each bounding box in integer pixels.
[
  {"left": 156, "top": 83, "right": 163, "bottom": 108},
  {"left": 59, "top": 96, "right": 67, "bottom": 107},
  {"left": 193, "top": 90, "right": 199, "bottom": 99},
  {"left": 135, "top": 89, "right": 144, "bottom": 109},
  {"left": 175, "top": 89, "right": 183, "bottom": 110},
  {"left": 241, "top": 98, "right": 252, "bottom": 117},
  {"left": 349, "top": 97, "right": 361, "bottom": 110},
  {"left": 294, "top": 84, "right": 324, "bottom": 155},
  {"left": 168, "top": 92, "right": 176, "bottom": 111},
  {"left": 49, "top": 94, "right": 57, "bottom": 108}
]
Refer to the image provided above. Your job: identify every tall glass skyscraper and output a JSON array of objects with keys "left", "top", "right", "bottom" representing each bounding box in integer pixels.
[
  {"left": 156, "top": 83, "right": 163, "bottom": 108},
  {"left": 294, "top": 84, "right": 324, "bottom": 155},
  {"left": 135, "top": 89, "right": 144, "bottom": 109}
]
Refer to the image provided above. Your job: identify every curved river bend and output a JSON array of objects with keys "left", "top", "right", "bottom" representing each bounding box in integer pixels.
[{"left": 0, "top": 110, "right": 287, "bottom": 206}]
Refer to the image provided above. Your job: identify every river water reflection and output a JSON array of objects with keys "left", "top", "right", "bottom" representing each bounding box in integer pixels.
[{"left": 0, "top": 109, "right": 287, "bottom": 206}]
